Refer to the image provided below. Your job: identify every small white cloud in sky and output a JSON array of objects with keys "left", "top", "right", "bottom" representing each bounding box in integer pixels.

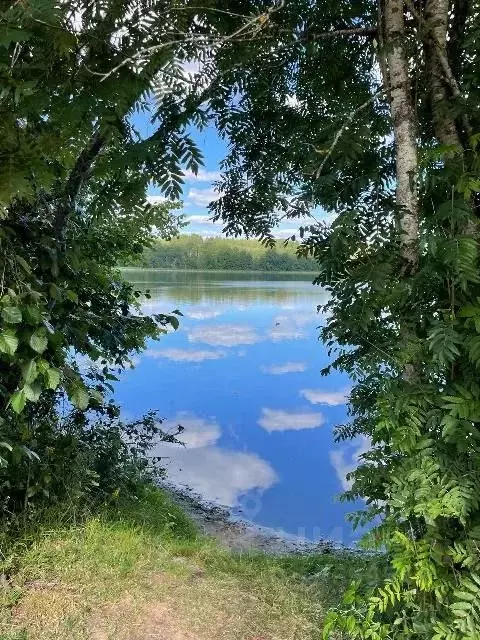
[
  {"left": 258, "top": 408, "right": 325, "bottom": 432},
  {"left": 272, "top": 228, "right": 300, "bottom": 240},
  {"left": 185, "top": 214, "right": 220, "bottom": 225},
  {"left": 330, "top": 437, "right": 370, "bottom": 491},
  {"left": 300, "top": 388, "right": 350, "bottom": 406},
  {"left": 261, "top": 362, "right": 307, "bottom": 375},
  {"left": 269, "top": 326, "right": 304, "bottom": 341},
  {"left": 187, "top": 187, "right": 220, "bottom": 207},
  {"left": 146, "top": 348, "right": 226, "bottom": 362},
  {"left": 188, "top": 324, "right": 261, "bottom": 347},
  {"left": 184, "top": 169, "right": 221, "bottom": 182},
  {"left": 268, "top": 312, "right": 315, "bottom": 342},
  {"left": 147, "top": 194, "right": 167, "bottom": 205},
  {"left": 160, "top": 447, "right": 278, "bottom": 506}
]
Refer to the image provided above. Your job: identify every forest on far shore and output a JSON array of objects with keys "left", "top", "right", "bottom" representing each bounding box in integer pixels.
[{"left": 130, "top": 234, "right": 318, "bottom": 272}]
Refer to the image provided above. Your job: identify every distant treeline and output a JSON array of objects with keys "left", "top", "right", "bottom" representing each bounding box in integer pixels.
[{"left": 130, "top": 234, "right": 318, "bottom": 272}]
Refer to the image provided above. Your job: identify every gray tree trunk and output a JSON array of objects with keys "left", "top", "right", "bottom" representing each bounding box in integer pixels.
[{"left": 383, "top": 0, "right": 419, "bottom": 269}]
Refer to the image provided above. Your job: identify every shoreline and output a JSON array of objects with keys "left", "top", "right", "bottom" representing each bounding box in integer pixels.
[
  {"left": 119, "top": 266, "right": 319, "bottom": 276},
  {"left": 161, "top": 481, "right": 364, "bottom": 556}
]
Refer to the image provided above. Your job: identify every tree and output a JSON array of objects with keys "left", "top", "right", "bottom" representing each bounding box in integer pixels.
[
  {"left": 206, "top": 1, "right": 480, "bottom": 637},
  {"left": 0, "top": 0, "right": 274, "bottom": 514}
]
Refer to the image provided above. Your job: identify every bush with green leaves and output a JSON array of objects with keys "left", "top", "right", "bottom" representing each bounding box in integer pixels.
[{"left": 0, "top": 397, "right": 183, "bottom": 529}]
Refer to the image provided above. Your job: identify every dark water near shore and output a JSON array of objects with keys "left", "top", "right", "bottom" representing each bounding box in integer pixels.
[{"left": 116, "top": 269, "right": 369, "bottom": 545}]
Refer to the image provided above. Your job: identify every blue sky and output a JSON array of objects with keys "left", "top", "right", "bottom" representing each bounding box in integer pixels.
[{"left": 130, "top": 107, "right": 324, "bottom": 239}]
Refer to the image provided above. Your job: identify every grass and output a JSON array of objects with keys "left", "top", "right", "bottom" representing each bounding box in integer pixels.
[{"left": 0, "top": 487, "right": 379, "bottom": 640}]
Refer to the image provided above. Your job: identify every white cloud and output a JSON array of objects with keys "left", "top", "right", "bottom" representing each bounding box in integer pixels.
[
  {"left": 300, "top": 388, "right": 350, "bottom": 406},
  {"left": 185, "top": 214, "right": 221, "bottom": 225},
  {"left": 188, "top": 324, "right": 261, "bottom": 347},
  {"left": 181, "top": 60, "right": 202, "bottom": 76},
  {"left": 268, "top": 324, "right": 304, "bottom": 342},
  {"left": 261, "top": 362, "right": 307, "bottom": 375},
  {"left": 258, "top": 408, "right": 325, "bottom": 432},
  {"left": 147, "top": 195, "right": 167, "bottom": 205},
  {"left": 146, "top": 348, "right": 226, "bottom": 363},
  {"left": 184, "top": 169, "right": 221, "bottom": 183},
  {"left": 184, "top": 309, "right": 223, "bottom": 320},
  {"left": 330, "top": 437, "right": 370, "bottom": 491},
  {"left": 272, "top": 228, "right": 301, "bottom": 240},
  {"left": 187, "top": 187, "right": 220, "bottom": 207},
  {"left": 154, "top": 413, "right": 278, "bottom": 506}
]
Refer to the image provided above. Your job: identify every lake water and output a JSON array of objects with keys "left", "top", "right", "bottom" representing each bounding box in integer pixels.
[{"left": 116, "top": 269, "right": 368, "bottom": 545}]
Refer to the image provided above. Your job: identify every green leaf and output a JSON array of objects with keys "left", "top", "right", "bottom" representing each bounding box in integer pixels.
[
  {"left": 69, "top": 385, "right": 90, "bottom": 410},
  {"left": 24, "top": 382, "right": 42, "bottom": 402},
  {"left": 21, "top": 359, "right": 38, "bottom": 384},
  {"left": 0, "top": 329, "right": 18, "bottom": 355},
  {"left": 1, "top": 306, "right": 22, "bottom": 324},
  {"left": 9, "top": 390, "right": 26, "bottom": 414},
  {"left": 0, "top": 27, "right": 33, "bottom": 47},
  {"left": 29, "top": 328, "right": 48, "bottom": 354},
  {"left": 45, "top": 367, "right": 61, "bottom": 390},
  {"left": 89, "top": 389, "right": 103, "bottom": 403},
  {"left": 14, "top": 255, "right": 32, "bottom": 274},
  {"left": 23, "top": 306, "right": 42, "bottom": 324}
]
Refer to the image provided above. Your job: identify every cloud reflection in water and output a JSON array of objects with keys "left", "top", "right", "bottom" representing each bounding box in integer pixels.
[
  {"left": 154, "top": 412, "right": 278, "bottom": 507},
  {"left": 258, "top": 408, "right": 325, "bottom": 432},
  {"left": 146, "top": 348, "right": 227, "bottom": 363},
  {"left": 188, "top": 324, "right": 261, "bottom": 347}
]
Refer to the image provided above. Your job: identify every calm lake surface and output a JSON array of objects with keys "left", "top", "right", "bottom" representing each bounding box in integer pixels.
[{"left": 117, "top": 269, "right": 368, "bottom": 545}]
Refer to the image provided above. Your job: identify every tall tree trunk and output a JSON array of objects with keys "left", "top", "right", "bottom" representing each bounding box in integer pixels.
[
  {"left": 383, "top": 0, "right": 419, "bottom": 270},
  {"left": 382, "top": 0, "right": 420, "bottom": 382}
]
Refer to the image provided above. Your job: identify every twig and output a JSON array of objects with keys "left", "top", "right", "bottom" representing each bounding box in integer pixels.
[
  {"left": 99, "top": 0, "right": 285, "bottom": 83},
  {"left": 315, "top": 88, "right": 384, "bottom": 179},
  {"left": 303, "top": 27, "right": 377, "bottom": 40}
]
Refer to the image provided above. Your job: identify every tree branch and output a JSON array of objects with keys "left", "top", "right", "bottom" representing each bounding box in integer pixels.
[
  {"left": 54, "top": 130, "right": 108, "bottom": 238},
  {"left": 304, "top": 27, "right": 377, "bottom": 40},
  {"left": 99, "top": 0, "right": 285, "bottom": 83},
  {"left": 315, "top": 88, "right": 384, "bottom": 179},
  {"left": 405, "top": 0, "right": 471, "bottom": 136}
]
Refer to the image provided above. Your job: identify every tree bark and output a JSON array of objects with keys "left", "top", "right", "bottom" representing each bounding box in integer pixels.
[
  {"left": 383, "top": 0, "right": 419, "bottom": 270},
  {"left": 424, "top": 0, "right": 462, "bottom": 151},
  {"left": 54, "top": 130, "right": 107, "bottom": 240}
]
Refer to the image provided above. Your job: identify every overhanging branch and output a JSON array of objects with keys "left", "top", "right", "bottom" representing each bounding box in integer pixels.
[{"left": 54, "top": 130, "right": 108, "bottom": 238}]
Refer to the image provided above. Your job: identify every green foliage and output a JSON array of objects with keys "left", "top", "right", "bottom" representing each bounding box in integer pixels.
[
  {"left": 203, "top": 1, "right": 480, "bottom": 638},
  {"left": 0, "top": 399, "right": 183, "bottom": 531},
  {"left": 131, "top": 233, "right": 318, "bottom": 272},
  {"left": 0, "top": 0, "right": 251, "bottom": 534}
]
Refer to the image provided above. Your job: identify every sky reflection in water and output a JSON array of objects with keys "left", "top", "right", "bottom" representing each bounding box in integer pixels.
[{"left": 116, "top": 270, "right": 368, "bottom": 545}]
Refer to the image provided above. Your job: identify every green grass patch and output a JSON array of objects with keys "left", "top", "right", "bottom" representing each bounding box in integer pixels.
[{"left": 0, "top": 487, "right": 380, "bottom": 640}]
